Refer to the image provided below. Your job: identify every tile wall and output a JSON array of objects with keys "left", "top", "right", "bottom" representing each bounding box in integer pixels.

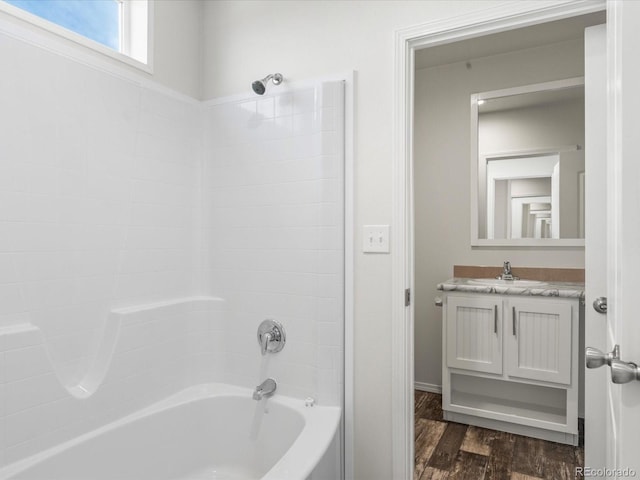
[
  {"left": 0, "top": 33, "right": 202, "bottom": 382},
  {"left": 203, "top": 82, "right": 345, "bottom": 406},
  {"left": 0, "top": 28, "right": 345, "bottom": 468},
  {"left": 0, "top": 31, "right": 203, "bottom": 467}
]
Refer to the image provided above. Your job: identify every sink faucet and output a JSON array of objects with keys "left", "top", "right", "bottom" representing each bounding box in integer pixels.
[
  {"left": 498, "top": 261, "right": 519, "bottom": 280},
  {"left": 253, "top": 378, "right": 277, "bottom": 400}
]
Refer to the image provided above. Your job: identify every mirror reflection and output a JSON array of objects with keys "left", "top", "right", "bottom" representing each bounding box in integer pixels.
[{"left": 473, "top": 78, "right": 585, "bottom": 244}]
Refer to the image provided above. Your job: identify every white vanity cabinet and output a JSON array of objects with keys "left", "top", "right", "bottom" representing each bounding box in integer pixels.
[
  {"left": 506, "top": 298, "right": 573, "bottom": 385},
  {"left": 445, "top": 295, "right": 503, "bottom": 375},
  {"left": 442, "top": 291, "right": 580, "bottom": 445}
]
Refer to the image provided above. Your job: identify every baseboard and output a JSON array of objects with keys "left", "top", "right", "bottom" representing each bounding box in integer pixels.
[{"left": 414, "top": 381, "right": 442, "bottom": 394}]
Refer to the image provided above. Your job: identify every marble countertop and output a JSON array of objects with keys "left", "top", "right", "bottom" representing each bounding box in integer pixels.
[{"left": 437, "top": 277, "right": 585, "bottom": 300}]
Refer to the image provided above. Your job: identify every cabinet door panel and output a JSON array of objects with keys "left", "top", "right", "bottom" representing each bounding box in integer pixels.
[
  {"left": 446, "top": 295, "right": 502, "bottom": 374},
  {"left": 506, "top": 299, "right": 572, "bottom": 385}
]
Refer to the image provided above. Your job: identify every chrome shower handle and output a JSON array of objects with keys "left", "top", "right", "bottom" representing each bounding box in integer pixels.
[{"left": 257, "top": 319, "right": 286, "bottom": 355}]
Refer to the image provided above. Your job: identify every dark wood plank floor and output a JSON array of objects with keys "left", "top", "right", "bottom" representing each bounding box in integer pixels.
[{"left": 414, "top": 391, "right": 584, "bottom": 480}]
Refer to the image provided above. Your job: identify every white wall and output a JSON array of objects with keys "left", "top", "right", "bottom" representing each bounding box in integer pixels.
[
  {"left": 153, "top": 0, "right": 202, "bottom": 98},
  {"left": 199, "top": 2, "right": 509, "bottom": 479},
  {"left": 414, "top": 40, "right": 585, "bottom": 391}
]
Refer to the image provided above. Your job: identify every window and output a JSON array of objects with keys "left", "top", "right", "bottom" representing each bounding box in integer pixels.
[
  {"left": 5, "top": 0, "right": 120, "bottom": 49},
  {"left": 0, "top": 0, "right": 149, "bottom": 67}
]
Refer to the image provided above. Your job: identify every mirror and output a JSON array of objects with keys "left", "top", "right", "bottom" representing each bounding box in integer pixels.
[{"left": 471, "top": 77, "right": 585, "bottom": 246}]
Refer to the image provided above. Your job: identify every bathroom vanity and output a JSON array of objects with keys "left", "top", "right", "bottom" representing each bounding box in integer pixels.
[{"left": 437, "top": 277, "right": 584, "bottom": 445}]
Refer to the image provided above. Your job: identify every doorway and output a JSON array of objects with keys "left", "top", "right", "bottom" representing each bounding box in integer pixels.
[{"left": 390, "top": 2, "right": 607, "bottom": 479}]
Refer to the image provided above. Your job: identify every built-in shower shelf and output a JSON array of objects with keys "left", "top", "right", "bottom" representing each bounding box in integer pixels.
[{"left": 0, "top": 297, "right": 225, "bottom": 399}]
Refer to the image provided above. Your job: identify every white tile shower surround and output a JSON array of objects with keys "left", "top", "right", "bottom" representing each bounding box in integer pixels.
[
  {"left": 0, "top": 30, "right": 345, "bottom": 469},
  {"left": 0, "top": 298, "right": 224, "bottom": 466},
  {"left": 204, "top": 83, "right": 345, "bottom": 406},
  {"left": 0, "top": 34, "right": 202, "bottom": 381}
]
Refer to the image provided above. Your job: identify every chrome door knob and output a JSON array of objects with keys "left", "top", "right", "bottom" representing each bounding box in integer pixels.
[
  {"left": 611, "top": 359, "right": 640, "bottom": 384},
  {"left": 593, "top": 297, "right": 608, "bottom": 314},
  {"left": 586, "top": 345, "right": 640, "bottom": 384},
  {"left": 586, "top": 345, "right": 620, "bottom": 369}
]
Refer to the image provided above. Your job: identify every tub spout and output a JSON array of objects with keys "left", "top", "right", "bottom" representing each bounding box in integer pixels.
[{"left": 253, "top": 378, "right": 277, "bottom": 400}]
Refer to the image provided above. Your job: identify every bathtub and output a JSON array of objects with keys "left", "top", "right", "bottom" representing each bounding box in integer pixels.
[{"left": 0, "top": 384, "right": 341, "bottom": 480}]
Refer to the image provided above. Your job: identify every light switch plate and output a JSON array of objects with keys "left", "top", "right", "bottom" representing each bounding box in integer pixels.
[{"left": 363, "top": 225, "right": 390, "bottom": 253}]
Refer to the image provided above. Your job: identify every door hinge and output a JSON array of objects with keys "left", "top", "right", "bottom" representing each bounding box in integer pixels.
[{"left": 405, "top": 288, "right": 411, "bottom": 306}]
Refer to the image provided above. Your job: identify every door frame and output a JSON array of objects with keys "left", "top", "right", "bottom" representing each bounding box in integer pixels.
[{"left": 391, "top": 1, "right": 606, "bottom": 478}]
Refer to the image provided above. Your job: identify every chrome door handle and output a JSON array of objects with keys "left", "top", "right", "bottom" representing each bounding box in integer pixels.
[
  {"left": 586, "top": 345, "right": 619, "bottom": 368},
  {"left": 586, "top": 345, "right": 640, "bottom": 384},
  {"left": 611, "top": 359, "right": 640, "bottom": 384}
]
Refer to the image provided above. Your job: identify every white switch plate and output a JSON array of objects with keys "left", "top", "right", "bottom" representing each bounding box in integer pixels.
[{"left": 363, "top": 225, "right": 390, "bottom": 253}]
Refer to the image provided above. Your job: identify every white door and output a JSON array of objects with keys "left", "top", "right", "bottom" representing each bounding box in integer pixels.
[
  {"left": 584, "top": 22, "right": 609, "bottom": 475},
  {"left": 607, "top": 1, "right": 640, "bottom": 475},
  {"left": 586, "top": 2, "right": 640, "bottom": 476}
]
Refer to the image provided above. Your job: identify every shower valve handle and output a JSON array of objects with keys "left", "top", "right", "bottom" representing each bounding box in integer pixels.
[{"left": 257, "top": 319, "right": 286, "bottom": 355}]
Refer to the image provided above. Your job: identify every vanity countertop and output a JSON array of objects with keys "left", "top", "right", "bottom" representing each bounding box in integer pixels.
[{"left": 437, "top": 277, "right": 584, "bottom": 300}]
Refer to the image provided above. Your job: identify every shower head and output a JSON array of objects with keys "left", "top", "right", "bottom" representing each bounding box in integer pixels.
[{"left": 251, "top": 73, "right": 283, "bottom": 95}]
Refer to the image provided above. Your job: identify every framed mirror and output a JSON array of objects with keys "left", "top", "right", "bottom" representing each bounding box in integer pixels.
[{"left": 470, "top": 77, "right": 585, "bottom": 246}]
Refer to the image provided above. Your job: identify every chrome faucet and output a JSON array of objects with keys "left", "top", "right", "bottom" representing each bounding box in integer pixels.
[
  {"left": 260, "top": 331, "right": 273, "bottom": 356},
  {"left": 253, "top": 378, "right": 277, "bottom": 400},
  {"left": 257, "top": 319, "right": 286, "bottom": 356},
  {"left": 498, "top": 261, "right": 519, "bottom": 280}
]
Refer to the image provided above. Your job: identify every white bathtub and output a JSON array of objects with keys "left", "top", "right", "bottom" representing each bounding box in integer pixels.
[{"left": 0, "top": 384, "right": 341, "bottom": 480}]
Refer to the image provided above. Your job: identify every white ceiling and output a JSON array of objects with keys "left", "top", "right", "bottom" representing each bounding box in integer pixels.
[{"left": 414, "top": 12, "right": 605, "bottom": 70}]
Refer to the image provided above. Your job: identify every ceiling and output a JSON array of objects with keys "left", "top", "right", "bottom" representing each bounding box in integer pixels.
[{"left": 414, "top": 12, "right": 606, "bottom": 70}]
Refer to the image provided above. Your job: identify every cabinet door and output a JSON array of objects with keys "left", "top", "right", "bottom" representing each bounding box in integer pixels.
[
  {"left": 506, "top": 299, "right": 572, "bottom": 385},
  {"left": 446, "top": 295, "right": 502, "bottom": 374}
]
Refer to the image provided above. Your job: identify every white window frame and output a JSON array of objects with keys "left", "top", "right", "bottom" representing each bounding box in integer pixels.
[{"left": 0, "top": 0, "right": 153, "bottom": 72}]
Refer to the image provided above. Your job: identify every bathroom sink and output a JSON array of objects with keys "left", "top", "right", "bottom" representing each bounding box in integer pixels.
[{"left": 467, "top": 278, "right": 546, "bottom": 287}]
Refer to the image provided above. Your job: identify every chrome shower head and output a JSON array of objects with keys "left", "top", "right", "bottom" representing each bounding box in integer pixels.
[{"left": 252, "top": 73, "right": 283, "bottom": 95}]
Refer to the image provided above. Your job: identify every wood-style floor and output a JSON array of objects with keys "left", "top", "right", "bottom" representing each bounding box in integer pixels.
[{"left": 414, "top": 391, "right": 584, "bottom": 480}]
